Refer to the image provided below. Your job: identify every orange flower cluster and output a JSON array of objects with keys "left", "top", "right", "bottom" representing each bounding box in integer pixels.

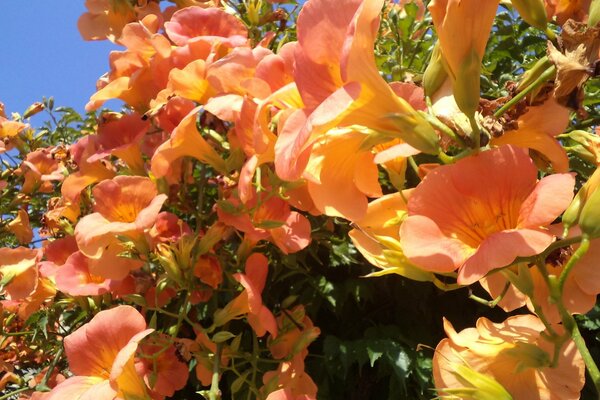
[{"left": 1, "top": 0, "right": 600, "bottom": 398}]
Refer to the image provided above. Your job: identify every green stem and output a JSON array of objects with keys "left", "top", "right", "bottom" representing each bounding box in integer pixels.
[
  {"left": 407, "top": 156, "right": 420, "bottom": 178},
  {"left": 0, "top": 387, "right": 30, "bottom": 400},
  {"left": 438, "top": 148, "right": 474, "bottom": 165},
  {"left": 2, "top": 331, "right": 34, "bottom": 336},
  {"left": 558, "top": 237, "right": 590, "bottom": 292},
  {"left": 208, "top": 343, "right": 222, "bottom": 400},
  {"left": 246, "top": 332, "right": 259, "bottom": 400},
  {"left": 423, "top": 112, "right": 468, "bottom": 148},
  {"left": 173, "top": 292, "right": 191, "bottom": 337},
  {"left": 468, "top": 280, "right": 510, "bottom": 308},
  {"left": 493, "top": 65, "right": 557, "bottom": 118},
  {"left": 537, "top": 248, "right": 600, "bottom": 395},
  {"left": 540, "top": 235, "right": 584, "bottom": 260},
  {"left": 564, "top": 311, "right": 600, "bottom": 394},
  {"left": 37, "top": 346, "right": 64, "bottom": 391},
  {"left": 569, "top": 116, "right": 600, "bottom": 131},
  {"left": 468, "top": 115, "right": 481, "bottom": 151}
]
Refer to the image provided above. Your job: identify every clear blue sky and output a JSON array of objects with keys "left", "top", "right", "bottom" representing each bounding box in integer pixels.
[{"left": 0, "top": 2, "right": 117, "bottom": 116}]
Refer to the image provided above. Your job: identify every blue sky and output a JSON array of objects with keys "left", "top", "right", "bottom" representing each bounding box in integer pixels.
[{"left": 0, "top": 2, "right": 117, "bottom": 117}]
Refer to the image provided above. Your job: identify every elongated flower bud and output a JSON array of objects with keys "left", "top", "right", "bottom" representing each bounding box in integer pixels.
[
  {"left": 386, "top": 110, "right": 440, "bottom": 155},
  {"left": 423, "top": 42, "right": 448, "bottom": 98},
  {"left": 589, "top": 0, "right": 600, "bottom": 27},
  {"left": 454, "top": 48, "right": 481, "bottom": 116},
  {"left": 563, "top": 167, "right": 600, "bottom": 233},
  {"left": 516, "top": 56, "right": 553, "bottom": 93},
  {"left": 579, "top": 187, "right": 600, "bottom": 237},
  {"left": 511, "top": 0, "right": 548, "bottom": 30}
]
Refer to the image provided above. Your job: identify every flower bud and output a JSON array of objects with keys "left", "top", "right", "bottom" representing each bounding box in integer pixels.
[
  {"left": 516, "top": 56, "right": 553, "bottom": 93},
  {"left": 564, "top": 130, "right": 600, "bottom": 165},
  {"left": 579, "top": 186, "right": 600, "bottom": 237},
  {"left": 563, "top": 167, "right": 600, "bottom": 232},
  {"left": 453, "top": 48, "right": 481, "bottom": 117},
  {"left": 423, "top": 42, "right": 448, "bottom": 98},
  {"left": 22, "top": 102, "right": 45, "bottom": 119},
  {"left": 589, "top": 0, "right": 600, "bottom": 27},
  {"left": 155, "top": 243, "right": 183, "bottom": 284},
  {"left": 511, "top": 0, "right": 548, "bottom": 30},
  {"left": 386, "top": 110, "right": 440, "bottom": 155}
]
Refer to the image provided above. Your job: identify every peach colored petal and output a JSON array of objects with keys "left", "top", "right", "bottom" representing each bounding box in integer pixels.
[
  {"left": 167, "top": 59, "right": 210, "bottom": 102},
  {"left": 165, "top": 6, "right": 248, "bottom": 47},
  {"left": 0, "top": 247, "right": 40, "bottom": 300},
  {"left": 270, "top": 212, "right": 312, "bottom": 255},
  {"left": 492, "top": 129, "right": 570, "bottom": 173},
  {"left": 46, "top": 376, "right": 116, "bottom": 400},
  {"left": 151, "top": 107, "right": 227, "bottom": 177},
  {"left": 86, "top": 242, "right": 144, "bottom": 280},
  {"left": 293, "top": 0, "right": 358, "bottom": 108},
  {"left": 458, "top": 229, "right": 554, "bottom": 285},
  {"left": 274, "top": 109, "right": 310, "bottom": 181},
  {"left": 64, "top": 305, "right": 149, "bottom": 377},
  {"left": 400, "top": 215, "right": 474, "bottom": 273},
  {"left": 479, "top": 271, "right": 527, "bottom": 312},
  {"left": 137, "top": 343, "right": 189, "bottom": 397},
  {"left": 373, "top": 142, "right": 420, "bottom": 164},
  {"left": 54, "top": 252, "right": 113, "bottom": 296},
  {"left": 110, "top": 329, "right": 153, "bottom": 397},
  {"left": 304, "top": 128, "right": 381, "bottom": 221},
  {"left": 518, "top": 173, "right": 575, "bottom": 228},
  {"left": 574, "top": 237, "right": 600, "bottom": 295}
]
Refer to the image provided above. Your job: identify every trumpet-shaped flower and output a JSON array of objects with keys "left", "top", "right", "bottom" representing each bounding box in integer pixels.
[
  {"left": 433, "top": 315, "right": 584, "bottom": 399},
  {"left": 61, "top": 136, "right": 115, "bottom": 203},
  {"left": 46, "top": 305, "right": 153, "bottom": 400},
  {"left": 303, "top": 128, "right": 381, "bottom": 221},
  {"left": 6, "top": 209, "right": 33, "bottom": 245},
  {"left": 428, "top": 0, "right": 499, "bottom": 115},
  {"left": 400, "top": 145, "right": 575, "bottom": 284},
  {"left": 75, "top": 176, "right": 167, "bottom": 279},
  {"left": 0, "top": 247, "right": 41, "bottom": 301},
  {"left": 78, "top": 0, "right": 162, "bottom": 41},
  {"left": 212, "top": 253, "right": 277, "bottom": 337},
  {"left": 18, "top": 148, "right": 66, "bottom": 194},
  {"left": 275, "top": 0, "right": 438, "bottom": 183},
  {"left": 348, "top": 191, "right": 435, "bottom": 282},
  {"left": 87, "top": 112, "right": 150, "bottom": 174},
  {"left": 151, "top": 107, "right": 227, "bottom": 177}
]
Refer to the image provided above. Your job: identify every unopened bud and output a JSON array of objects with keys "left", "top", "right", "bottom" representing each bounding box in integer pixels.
[
  {"left": 563, "top": 167, "right": 600, "bottom": 232},
  {"left": 453, "top": 48, "right": 481, "bottom": 117},
  {"left": 155, "top": 243, "right": 183, "bottom": 284},
  {"left": 565, "top": 130, "right": 600, "bottom": 165},
  {"left": 423, "top": 42, "right": 448, "bottom": 98},
  {"left": 516, "top": 56, "right": 553, "bottom": 93},
  {"left": 589, "top": 0, "right": 600, "bottom": 27},
  {"left": 386, "top": 109, "right": 440, "bottom": 155},
  {"left": 22, "top": 102, "right": 45, "bottom": 119},
  {"left": 579, "top": 187, "right": 600, "bottom": 237},
  {"left": 511, "top": 0, "right": 548, "bottom": 30}
]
